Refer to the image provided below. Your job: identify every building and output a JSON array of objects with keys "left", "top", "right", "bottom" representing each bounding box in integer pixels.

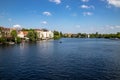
[
  {"left": 0, "top": 26, "right": 11, "bottom": 38},
  {"left": 64, "top": 33, "right": 72, "bottom": 38},
  {"left": 35, "top": 29, "right": 43, "bottom": 40},
  {"left": 17, "top": 31, "right": 28, "bottom": 40},
  {"left": 17, "top": 31, "right": 24, "bottom": 38},
  {"left": 35, "top": 29, "right": 54, "bottom": 40}
]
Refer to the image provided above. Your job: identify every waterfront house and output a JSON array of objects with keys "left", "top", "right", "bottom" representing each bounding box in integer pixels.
[
  {"left": 0, "top": 26, "right": 11, "bottom": 38},
  {"left": 35, "top": 29, "right": 43, "bottom": 40},
  {"left": 64, "top": 33, "right": 72, "bottom": 38},
  {"left": 17, "top": 31, "right": 24, "bottom": 38},
  {"left": 17, "top": 31, "right": 28, "bottom": 40},
  {"left": 35, "top": 29, "right": 54, "bottom": 40}
]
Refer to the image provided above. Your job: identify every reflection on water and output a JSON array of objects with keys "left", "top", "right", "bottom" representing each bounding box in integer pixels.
[{"left": 0, "top": 38, "right": 120, "bottom": 80}]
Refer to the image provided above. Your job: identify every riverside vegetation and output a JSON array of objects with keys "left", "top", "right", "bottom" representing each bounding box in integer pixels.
[
  {"left": 1, "top": 28, "right": 120, "bottom": 45},
  {"left": 0, "top": 28, "right": 62, "bottom": 45},
  {"left": 63, "top": 32, "right": 120, "bottom": 39}
]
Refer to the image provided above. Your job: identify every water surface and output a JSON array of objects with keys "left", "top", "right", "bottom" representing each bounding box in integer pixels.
[{"left": 0, "top": 38, "right": 120, "bottom": 80}]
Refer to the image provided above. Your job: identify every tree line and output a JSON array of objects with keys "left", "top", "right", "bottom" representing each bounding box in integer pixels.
[{"left": 63, "top": 32, "right": 120, "bottom": 39}]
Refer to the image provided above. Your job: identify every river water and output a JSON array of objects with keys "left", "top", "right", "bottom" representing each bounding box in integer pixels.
[{"left": 0, "top": 38, "right": 120, "bottom": 80}]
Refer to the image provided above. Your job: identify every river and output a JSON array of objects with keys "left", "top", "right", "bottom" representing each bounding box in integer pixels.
[{"left": 0, "top": 38, "right": 120, "bottom": 80}]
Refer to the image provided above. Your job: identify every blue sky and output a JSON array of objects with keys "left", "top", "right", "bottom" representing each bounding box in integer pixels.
[{"left": 0, "top": 0, "right": 120, "bottom": 33}]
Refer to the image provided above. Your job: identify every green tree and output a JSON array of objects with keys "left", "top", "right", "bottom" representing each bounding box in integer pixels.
[
  {"left": 77, "top": 33, "right": 81, "bottom": 38},
  {"left": 11, "top": 30, "right": 17, "bottom": 42},
  {"left": 53, "top": 31, "right": 61, "bottom": 40},
  {"left": 27, "top": 30, "right": 37, "bottom": 42},
  {"left": 60, "top": 32, "right": 63, "bottom": 37},
  {"left": 0, "top": 37, "right": 7, "bottom": 44},
  {"left": 117, "top": 32, "right": 120, "bottom": 38},
  {"left": 17, "top": 37, "right": 21, "bottom": 43},
  {"left": 95, "top": 32, "right": 99, "bottom": 38}
]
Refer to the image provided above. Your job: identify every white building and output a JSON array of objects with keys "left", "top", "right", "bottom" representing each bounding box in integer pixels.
[
  {"left": 17, "top": 31, "right": 24, "bottom": 38},
  {"left": 36, "top": 29, "right": 54, "bottom": 40}
]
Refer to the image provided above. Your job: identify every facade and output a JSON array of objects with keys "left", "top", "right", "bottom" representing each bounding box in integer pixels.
[
  {"left": 35, "top": 29, "right": 54, "bottom": 40},
  {"left": 0, "top": 26, "right": 11, "bottom": 38},
  {"left": 35, "top": 29, "right": 43, "bottom": 39},
  {"left": 17, "top": 31, "right": 28, "bottom": 39},
  {"left": 0, "top": 26, "right": 53, "bottom": 40},
  {"left": 64, "top": 33, "right": 72, "bottom": 38},
  {"left": 17, "top": 31, "right": 24, "bottom": 38}
]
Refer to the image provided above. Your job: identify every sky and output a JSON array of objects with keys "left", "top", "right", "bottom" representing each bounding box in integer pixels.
[{"left": 0, "top": 0, "right": 120, "bottom": 33}]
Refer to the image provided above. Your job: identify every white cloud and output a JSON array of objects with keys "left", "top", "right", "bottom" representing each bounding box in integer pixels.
[
  {"left": 13, "top": 24, "right": 22, "bottom": 30},
  {"left": 49, "top": 0, "right": 61, "bottom": 4},
  {"left": 107, "top": 0, "right": 120, "bottom": 8},
  {"left": 81, "top": 0, "right": 89, "bottom": 2},
  {"left": 13, "top": 24, "right": 21, "bottom": 28},
  {"left": 41, "top": 21, "right": 48, "bottom": 25},
  {"left": 80, "top": 5, "right": 95, "bottom": 9},
  {"left": 83, "top": 12, "right": 93, "bottom": 16},
  {"left": 99, "top": 25, "right": 120, "bottom": 33},
  {"left": 103, "top": 25, "right": 120, "bottom": 31},
  {"left": 115, "top": 25, "right": 120, "bottom": 28},
  {"left": 81, "top": 5, "right": 89, "bottom": 9},
  {"left": 43, "top": 11, "right": 52, "bottom": 16}
]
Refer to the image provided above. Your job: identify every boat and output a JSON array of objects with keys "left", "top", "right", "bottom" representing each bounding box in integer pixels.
[
  {"left": 59, "top": 41, "right": 62, "bottom": 43},
  {"left": 9, "top": 42, "right": 15, "bottom": 45}
]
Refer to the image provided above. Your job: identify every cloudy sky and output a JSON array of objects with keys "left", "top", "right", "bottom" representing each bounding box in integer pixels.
[{"left": 0, "top": 0, "right": 120, "bottom": 33}]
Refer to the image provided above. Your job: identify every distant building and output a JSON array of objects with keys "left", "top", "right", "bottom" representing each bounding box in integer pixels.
[
  {"left": 64, "top": 33, "right": 72, "bottom": 38},
  {"left": 35, "top": 29, "right": 54, "bottom": 40},
  {"left": 0, "top": 26, "right": 54, "bottom": 40},
  {"left": 72, "top": 34, "right": 78, "bottom": 38},
  {"left": 0, "top": 26, "right": 11, "bottom": 38},
  {"left": 17, "top": 31, "right": 28, "bottom": 39},
  {"left": 17, "top": 31, "right": 24, "bottom": 38},
  {"left": 87, "top": 34, "right": 90, "bottom": 38}
]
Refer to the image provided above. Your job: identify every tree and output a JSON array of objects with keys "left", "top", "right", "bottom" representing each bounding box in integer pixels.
[
  {"left": 11, "top": 30, "right": 17, "bottom": 42},
  {"left": 0, "top": 37, "right": 6, "bottom": 43},
  {"left": 95, "top": 32, "right": 98, "bottom": 38},
  {"left": 16, "top": 37, "right": 21, "bottom": 43},
  {"left": 53, "top": 31, "right": 61, "bottom": 40},
  {"left": 117, "top": 32, "right": 120, "bottom": 38},
  {"left": 27, "top": 30, "right": 37, "bottom": 42},
  {"left": 60, "top": 32, "right": 63, "bottom": 37}
]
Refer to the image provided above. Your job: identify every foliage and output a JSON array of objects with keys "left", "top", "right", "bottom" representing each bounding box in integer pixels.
[
  {"left": 16, "top": 37, "right": 21, "bottom": 43},
  {"left": 53, "top": 31, "right": 61, "bottom": 40},
  {"left": 0, "top": 37, "right": 7, "bottom": 43},
  {"left": 117, "top": 32, "right": 120, "bottom": 38},
  {"left": 63, "top": 32, "right": 120, "bottom": 39},
  {"left": 27, "top": 30, "right": 38, "bottom": 41},
  {"left": 11, "top": 30, "right": 17, "bottom": 42},
  {"left": 60, "top": 32, "right": 63, "bottom": 37},
  {"left": 11, "top": 30, "right": 17, "bottom": 38},
  {"left": 22, "top": 28, "right": 29, "bottom": 31},
  {"left": 54, "top": 31, "right": 59, "bottom": 35}
]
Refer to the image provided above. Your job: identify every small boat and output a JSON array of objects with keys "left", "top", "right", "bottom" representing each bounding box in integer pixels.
[
  {"left": 59, "top": 41, "right": 62, "bottom": 43},
  {"left": 9, "top": 42, "right": 15, "bottom": 45}
]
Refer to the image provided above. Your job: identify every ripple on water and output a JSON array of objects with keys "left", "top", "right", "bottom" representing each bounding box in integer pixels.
[{"left": 0, "top": 38, "right": 120, "bottom": 80}]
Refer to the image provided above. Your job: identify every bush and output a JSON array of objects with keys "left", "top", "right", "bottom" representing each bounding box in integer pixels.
[
  {"left": 17, "top": 37, "right": 21, "bottom": 43},
  {"left": 0, "top": 37, "right": 7, "bottom": 43}
]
